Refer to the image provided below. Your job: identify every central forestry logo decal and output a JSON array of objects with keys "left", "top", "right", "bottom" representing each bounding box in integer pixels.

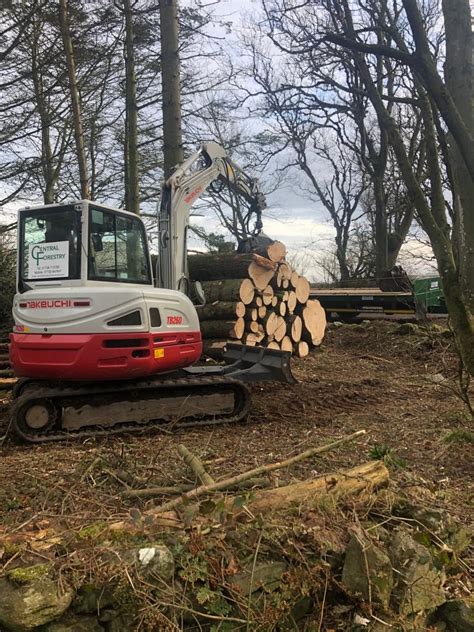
[
  {"left": 28, "top": 241, "right": 70, "bottom": 279},
  {"left": 31, "top": 244, "right": 67, "bottom": 266}
]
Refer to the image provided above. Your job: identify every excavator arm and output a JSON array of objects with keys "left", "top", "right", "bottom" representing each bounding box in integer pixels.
[{"left": 157, "top": 142, "right": 266, "bottom": 294}]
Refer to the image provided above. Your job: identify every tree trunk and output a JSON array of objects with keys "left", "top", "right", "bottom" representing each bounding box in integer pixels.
[
  {"left": 280, "top": 336, "right": 293, "bottom": 353},
  {"left": 274, "top": 316, "right": 287, "bottom": 342},
  {"left": 31, "top": 24, "right": 55, "bottom": 204},
  {"left": 197, "top": 302, "right": 245, "bottom": 321},
  {"left": 401, "top": 0, "right": 474, "bottom": 179},
  {"left": 159, "top": 0, "right": 183, "bottom": 179},
  {"left": 202, "top": 340, "right": 227, "bottom": 359},
  {"left": 373, "top": 176, "right": 388, "bottom": 278},
  {"left": 124, "top": 0, "right": 140, "bottom": 214},
  {"left": 387, "top": 203, "right": 415, "bottom": 269},
  {"left": 296, "top": 341, "right": 309, "bottom": 358},
  {"left": 295, "top": 277, "right": 310, "bottom": 303},
  {"left": 201, "top": 279, "right": 255, "bottom": 304},
  {"left": 189, "top": 253, "right": 272, "bottom": 281},
  {"left": 59, "top": 0, "right": 90, "bottom": 200},
  {"left": 288, "top": 314, "right": 302, "bottom": 343},
  {"left": 302, "top": 300, "right": 327, "bottom": 346},
  {"left": 200, "top": 318, "right": 245, "bottom": 340},
  {"left": 241, "top": 461, "right": 389, "bottom": 515},
  {"left": 442, "top": 0, "right": 474, "bottom": 312},
  {"left": 351, "top": 46, "right": 474, "bottom": 373},
  {"left": 248, "top": 262, "right": 275, "bottom": 291}
]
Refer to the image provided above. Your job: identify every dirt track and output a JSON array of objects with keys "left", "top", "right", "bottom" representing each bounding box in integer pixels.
[{"left": 0, "top": 321, "right": 472, "bottom": 536}]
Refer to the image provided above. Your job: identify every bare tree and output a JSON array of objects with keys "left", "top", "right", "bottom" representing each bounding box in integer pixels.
[
  {"left": 245, "top": 3, "right": 426, "bottom": 280},
  {"left": 59, "top": 0, "right": 90, "bottom": 199},
  {"left": 318, "top": 0, "right": 473, "bottom": 372},
  {"left": 159, "top": 0, "right": 183, "bottom": 179}
]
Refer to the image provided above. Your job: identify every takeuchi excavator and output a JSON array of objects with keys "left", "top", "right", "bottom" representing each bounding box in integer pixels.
[{"left": 9, "top": 142, "right": 294, "bottom": 442}]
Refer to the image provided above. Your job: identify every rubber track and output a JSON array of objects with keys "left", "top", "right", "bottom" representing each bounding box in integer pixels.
[{"left": 10, "top": 375, "right": 251, "bottom": 443}]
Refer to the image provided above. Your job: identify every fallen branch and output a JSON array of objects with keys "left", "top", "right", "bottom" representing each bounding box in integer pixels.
[
  {"left": 177, "top": 444, "right": 215, "bottom": 486},
  {"left": 240, "top": 460, "right": 389, "bottom": 515},
  {"left": 154, "top": 430, "right": 366, "bottom": 513},
  {"left": 122, "top": 477, "right": 271, "bottom": 499}
]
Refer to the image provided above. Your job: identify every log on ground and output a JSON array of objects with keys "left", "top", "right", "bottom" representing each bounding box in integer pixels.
[
  {"left": 239, "top": 460, "right": 389, "bottom": 515},
  {"left": 248, "top": 262, "right": 276, "bottom": 291},
  {"left": 201, "top": 279, "right": 255, "bottom": 305},
  {"left": 296, "top": 341, "right": 309, "bottom": 358},
  {"left": 302, "top": 300, "right": 327, "bottom": 346},
  {"left": 197, "top": 301, "right": 245, "bottom": 321},
  {"left": 189, "top": 253, "right": 272, "bottom": 281},
  {"left": 200, "top": 318, "right": 245, "bottom": 340},
  {"left": 202, "top": 340, "right": 228, "bottom": 360}
]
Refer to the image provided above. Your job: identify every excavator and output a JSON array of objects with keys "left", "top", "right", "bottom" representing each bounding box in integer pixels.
[{"left": 9, "top": 142, "right": 295, "bottom": 442}]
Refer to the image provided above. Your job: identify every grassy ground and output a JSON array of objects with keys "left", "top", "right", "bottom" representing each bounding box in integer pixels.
[{"left": 0, "top": 320, "right": 472, "bottom": 540}]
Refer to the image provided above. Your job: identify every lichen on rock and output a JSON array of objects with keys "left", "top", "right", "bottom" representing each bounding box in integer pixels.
[
  {"left": 390, "top": 528, "right": 446, "bottom": 615},
  {"left": 0, "top": 570, "right": 74, "bottom": 632},
  {"left": 342, "top": 532, "right": 394, "bottom": 608}
]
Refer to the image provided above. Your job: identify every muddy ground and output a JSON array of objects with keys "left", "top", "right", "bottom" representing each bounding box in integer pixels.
[{"left": 0, "top": 320, "right": 472, "bottom": 542}]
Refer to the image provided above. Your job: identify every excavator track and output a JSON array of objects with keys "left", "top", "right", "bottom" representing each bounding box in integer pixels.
[{"left": 10, "top": 375, "right": 251, "bottom": 443}]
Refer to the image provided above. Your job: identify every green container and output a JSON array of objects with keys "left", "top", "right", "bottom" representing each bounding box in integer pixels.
[{"left": 413, "top": 277, "right": 446, "bottom": 313}]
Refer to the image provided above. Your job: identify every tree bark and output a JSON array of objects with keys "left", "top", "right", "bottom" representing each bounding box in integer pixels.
[
  {"left": 241, "top": 460, "right": 389, "bottom": 515},
  {"left": 201, "top": 279, "right": 255, "bottom": 304},
  {"left": 197, "top": 302, "right": 245, "bottom": 321},
  {"left": 373, "top": 175, "right": 388, "bottom": 278},
  {"left": 442, "top": 0, "right": 474, "bottom": 312},
  {"left": 159, "top": 0, "right": 183, "bottom": 179},
  {"left": 200, "top": 318, "right": 245, "bottom": 340},
  {"left": 189, "top": 253, "right": 273, "bottom": 282},
  {"left": 59, "top": 0, "right": 90, "bottom": 200},
  {"left": 124, "top": 0, "right": 140, "bottom": 214}
]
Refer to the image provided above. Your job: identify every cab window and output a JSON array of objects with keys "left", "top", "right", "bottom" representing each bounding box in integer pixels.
[{"left": 88, "top": 207, "right": 152, "bottom": 284}]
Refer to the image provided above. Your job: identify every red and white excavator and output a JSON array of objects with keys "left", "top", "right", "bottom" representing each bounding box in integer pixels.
[{"left": 9, "top": 142, "right": 294, "bottom": 442}]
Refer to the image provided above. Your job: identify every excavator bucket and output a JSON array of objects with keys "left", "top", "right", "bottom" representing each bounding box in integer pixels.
[
  {"left": 221, "top": 343, "right": 297, "bottom": 384},
  {"left": 183, "top": 343, "right": 296, "bottom": 383}
]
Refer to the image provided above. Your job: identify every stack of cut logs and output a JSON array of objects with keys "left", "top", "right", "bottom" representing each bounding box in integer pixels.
[{"left": 189, "top": 241, "right": 326, "bottom": 359}]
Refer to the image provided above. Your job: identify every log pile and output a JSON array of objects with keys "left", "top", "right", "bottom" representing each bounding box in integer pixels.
[
  {"left": 190, "top": 242, "right": 326, "bottom": 359},
  {"left": 0, "top": 339, "right": 14, "bottom": 394}
]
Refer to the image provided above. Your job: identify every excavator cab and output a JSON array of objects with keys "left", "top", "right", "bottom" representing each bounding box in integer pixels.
[{"left": 17, "top": 201, "right": 152, "bottom": 293}]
